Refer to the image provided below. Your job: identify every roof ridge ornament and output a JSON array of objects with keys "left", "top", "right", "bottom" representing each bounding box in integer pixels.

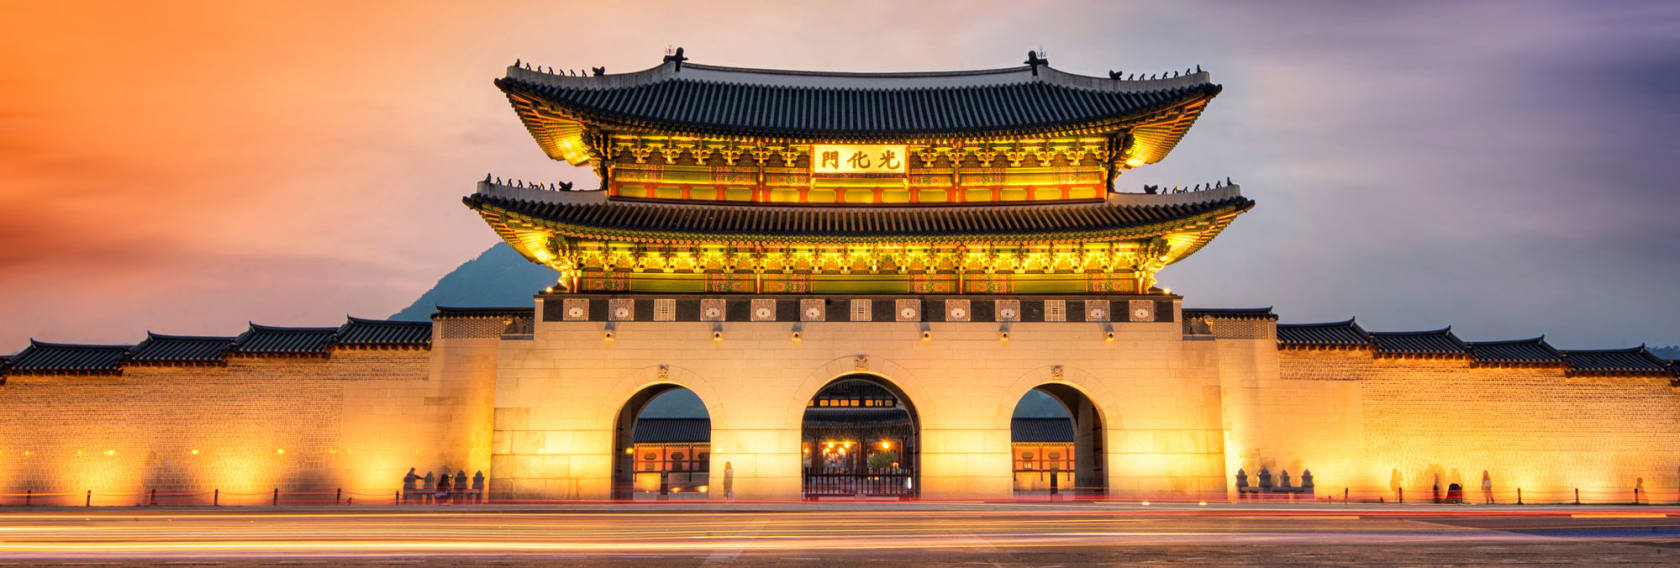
[
  {"left": 1024, "top": 50, "right": 1049, "bottom": 77},
  {"left": 663, "top": 46, "right": 688, "bottom": 72}
]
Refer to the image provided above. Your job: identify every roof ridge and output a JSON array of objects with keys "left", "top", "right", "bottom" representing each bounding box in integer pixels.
[
  {"left": 1466, "top": 336, "right": 1547, "bottom": 345},
  {"left": 144, "top": 332, "right": 237, "bottom": 341},
  {"left": 27, "top": 339, "right": 133, "bottom": 349},
  {"left": 344, "top": 315, "right": 430, "bottom": 325},
  {"left": 1369, "top": 326, "right": 1454, "bottom": 335},
  {"left": 1278, "top": 317, "right": 1359, "bottom": 327},
  {"left": 247, "top": 323, "right": 340, "bottom": 332}
]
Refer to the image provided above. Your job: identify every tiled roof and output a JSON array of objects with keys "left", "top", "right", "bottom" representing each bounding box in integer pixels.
[
  {"left": 1563, "top": 347, "right": 1671, "bottom": 376},
  {"left": 335, "top": 317, "right": 432, "bottom": 348},
  {"left": 498, "top": 60, "right": 1221, "bottom": 143},
  {"left": 1276, "top": 319, "right": 1371, "bottom": 349},
  {"left": 432, "top": 306, "right": 536, "bottom": 319},
  {"left": 1466, "top": 337, "right": 1564, "bottom": 366},
  {"left": 633, "top": 418, "right": 711, "bottom": 444},
  {"left": 1183, "top": 307, "right": 1276, "bottom": 321},
  {"left": 466, "top": 190, "right": 1253, "bottom": 244},
  {"left": 1011, "top": 418, "right": 1074, "bottom": 443},
  {"left": 232, "top": 324, "right": 338, "bottom": 355},
  {"left": 1370, "top": 328, "right": 1469, "bottom": 357},
  {"left": 801, "top": 407, "right": 915, "bottom": 429},
  {"left": 8, "top": 341, "right": 130, "bottom": 374},
  {"left": 128, "top": 333, "right": 235, "bottom": 364}
]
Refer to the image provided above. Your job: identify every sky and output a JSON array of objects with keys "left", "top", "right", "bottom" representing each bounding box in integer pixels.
[{"left": 1, "top": 0, "right": 1677, "bottom": 352}]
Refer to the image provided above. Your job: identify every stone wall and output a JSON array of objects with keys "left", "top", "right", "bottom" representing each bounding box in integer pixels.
[
  {"left": 1235, "top": 348, "right": 1680, "bottom": 502},
  {"left": 0, "top": 348, "right": 464, "bottom": 506},
  {"left": 487, "top": 297, "right": 1239, "bottom": 501}
]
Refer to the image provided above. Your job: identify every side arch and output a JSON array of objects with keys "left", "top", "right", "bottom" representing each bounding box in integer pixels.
[
  {"left": 997, "top": 366, "right": 1118, "bottom": 497},
  {"left": 604, "top": 365, "right": 722, "bottom": 500}
]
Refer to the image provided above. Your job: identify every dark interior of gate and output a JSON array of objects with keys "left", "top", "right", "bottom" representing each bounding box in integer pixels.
[
  {"left": 612, "top": 385, "right": 711, "bottom": 500},
  {"left": 1011, "top": 385, "right": 1106, "bottom": 498},
  {"left": 801, "top": 375, "right": 919, "bottom": 500}
]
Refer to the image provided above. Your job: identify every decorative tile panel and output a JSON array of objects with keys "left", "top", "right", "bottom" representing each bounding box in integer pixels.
[
  {"left": 945, "top": 299, "right": 972, "bottom": 322},
  {"left": 1084, "top": 300, "right": 1110, "bottom": 322},
  {"left": 1044, "top": 299, "right": 1066, "bottom": 322},
  {"left": 608, "top": 299, "right": 635, "bottom": 321},
  {"left": 653, "top": 299, "right": 676, "bottom": 321},
  {"left": 801, "top": 299, "right": 826, "bottom": 322},
  {"left": 751, "top": 299, "right": 778, "bottom": 321},
  {"left": 895, "top": 299, "right": 921, "bottom": 322},
  {"left": 996, "top": 299, "right": 1021, "bottom": 322},
  {"left": 562, "top": 298, "right": 590, "bottom": 321},
  {"left": 1128, "top": 300, "right": 1155, "bottom": 322},
  {"left": 700, "top": 299, "right": 726, "bottom": 322},
  {"left": 850, "top": 299, "right": 872, "bottom": 322}
]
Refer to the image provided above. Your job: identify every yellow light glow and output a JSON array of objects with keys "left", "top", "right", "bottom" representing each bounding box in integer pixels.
[
  {"left": 843, "top": 441, "right": 853, "bottom": 448},
  {"left": 670, "top": 487, "right": 681, "bottom": 493},
  {"left": 103, "top": 449, "right": 116, "bottom": 456},
  {"left": 791, "top": 331, "right": 802, "bottom": 342},
  {"left": 276, "top": 449, "right": 285, "bottom": 455},
  {"left": 699, "top": 486, "right": 708, "bottom": 493},
  {"left": 1141, "top": 501, "right": 1151, "bottom": 506},
  {"left": 76, "top": 450, "right": 84, "bottom": 456},
  {"left": 1105, "top": 331, "right": 1115, "bottom": 342},
  {"left": 22, "top": 450, "right": 31, "bottom": 456},
  {"left": 921, "top": 330, "right": 932, "bottom": 342},
  {"left": 191, "top": 449, "right": 200, "bottom": 455},
  {"left": 1125, "top": 157, "right": 1145, "bottom": 168},
  {"left": 880, "top": 441, "right": 891, "bottom": 450},
  {"left": 1199, "top": 501, "right": 1208, "bottom": 506},
  {"left": 604, "top": 330, "right": 615, "bottom": 342},
  {"left": 712, "top": 331, "right": 723, "bottom": 342}
]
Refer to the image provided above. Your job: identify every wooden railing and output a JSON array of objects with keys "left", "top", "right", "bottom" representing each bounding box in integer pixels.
[{"left": 803, "top": 471, "right": 915, "bottom": 498}]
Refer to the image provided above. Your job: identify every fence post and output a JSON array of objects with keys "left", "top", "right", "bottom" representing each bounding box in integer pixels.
[
  {"left": 1398, "top": 487, "right": 1403, "bottom": 504},
  {"left": 24, "top": 489, "right": 30, "bottom": 506},
  {"left": 395, "top": 491, "right": 399, "bottom": 505},
  {"left": 213, "top": 489, "right": 219, "bottom": 507},
  {"left": 86, "top": 490, "right": 91, "bottom": 507},
  {"left": 1516, "top": 487, "right": 1522, "bottom": 505},
  {"left": 150, "top": 488, "right": 158, "bottom": 507},
  {"left": 335, "top": 488, "right": 342, "bottom": 505},
  {"left": 1574, "top": 488, "right": 1579, "bottom": 505},
  {"left": 1344, "top": 488, "right": 1348, "bottom": 503},
  {"left": 272, "top": 488, "right": 278, "bottom": 506}
]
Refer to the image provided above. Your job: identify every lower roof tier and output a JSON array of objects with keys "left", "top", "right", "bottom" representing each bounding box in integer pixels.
[{"left": 466, "top": 180, "right": 1252, "bottom": 291}]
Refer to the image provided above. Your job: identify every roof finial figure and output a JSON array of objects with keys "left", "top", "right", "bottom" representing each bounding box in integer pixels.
[
  {"left": 1024, "top": 50, "right": 1049, "bottom": 76},
  {"left": 484, "top": 173, "right": 492, "bottom": 183},
  {"left": 664, "top": 46, "right": 688, "bottom": 71},
  {"left": 1108, "top": 70, "right": 1121, "bottom": 79},
  {"left": 591, "top": 66, "right": 605, "bottom": 76},
  {"left": 558, "top": 180, "right": 574, "bottom": 191},
  {"left": 1195, "top": 64, "right": 1203, "bottom": 73},
  {"left": 513, "top": 58, "right": 520, "bottom": 68}
]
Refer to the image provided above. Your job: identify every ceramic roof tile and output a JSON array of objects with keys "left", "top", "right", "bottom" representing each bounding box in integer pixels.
[
  {"left": 498, "top": 61, "right": 1220, "bottom": 140},
  {"left": 128, "top": 333, "right": 235, "bottom": 364},
  {"left": 632, "top": 418, "right": 711, "bottom": 444},
  {"left": 335, "top": 317, "right": 432, "bottom": 347},
  {"left": 8, "top": 341, "right": 130, "bottom": 374},
  {"left": 232, "top": 324, "right": 338, "bottom": 355},
  {"left": 432, "top": 306, "right": 536, "bottom": 319},
  {"left": 1563, "top": 347, "right": 1670, "bottom": 375},
  {"left": 1466, "top": 337, "right": 1564, "bottom": 366},
  {"left": 1011, "top": 418, "right": 1074, "bottom": 443},
  {"left": 466, "top": 192, "right": 1254, "bottom": 242},
  {"left": 1369, "top": 328, "right": 1469, "bottom": 356},
  {"left": 1276, "top": 319, "right": 1371, "bottom": 348}
]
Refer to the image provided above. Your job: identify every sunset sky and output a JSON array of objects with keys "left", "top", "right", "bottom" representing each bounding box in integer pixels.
[{"left": 2, "top": 1, "right": 1677, "bottom": 352}]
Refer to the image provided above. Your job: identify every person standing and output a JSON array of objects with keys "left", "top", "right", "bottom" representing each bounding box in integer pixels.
[
  {"left": 402, "top": 468, "right": 419, "bottom": 504},
  {"left": 724, "top": 461, "right": 734, "bottom": 501},
  {"left": 1480, "top": 471, "right": 1494, "bottom": 504}
]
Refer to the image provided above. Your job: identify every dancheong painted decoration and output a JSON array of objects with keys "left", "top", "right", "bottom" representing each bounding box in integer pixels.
[{"left": 468, "top": 50, "right": 1251, "bottom": 295}]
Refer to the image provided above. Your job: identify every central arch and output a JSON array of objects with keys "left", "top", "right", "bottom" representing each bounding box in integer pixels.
[
  {"left": 800, "top": 373, "right": 919, "bottom": 500},
  {"left": 611, "top": 384, "right": 711, "bottom": 500}
]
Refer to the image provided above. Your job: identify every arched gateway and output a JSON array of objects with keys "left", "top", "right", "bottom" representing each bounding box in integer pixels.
[
  {"left": 801, "top": 375, "right": 919, "bottom": 499},
  {"left": 472, "top": 50, "right": 1250, "bottom": 502}
]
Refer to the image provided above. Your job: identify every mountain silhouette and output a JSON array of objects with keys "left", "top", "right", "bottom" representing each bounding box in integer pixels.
[{"left": 389, "top": 243, "right": 557, "bottom": 321}]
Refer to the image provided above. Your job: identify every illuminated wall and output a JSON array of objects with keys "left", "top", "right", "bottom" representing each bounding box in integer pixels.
[
  {"left": 487, "top": 296, "right": 1236, "bottom": 501},
  {"left": 0, "top": 347, "right": 483, "bottom": 506},
  {"left": 1222, "top": 335, "right": 1680, "bottom": 503}
]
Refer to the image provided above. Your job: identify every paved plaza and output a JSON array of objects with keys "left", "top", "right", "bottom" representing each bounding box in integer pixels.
[{"left": 1, "top": 503, "right": 1676, "bottom": 566}]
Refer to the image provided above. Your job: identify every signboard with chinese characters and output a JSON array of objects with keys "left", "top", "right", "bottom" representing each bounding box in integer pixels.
[{"left": 811, "top": 144, "right": 907, "bottom": 175}]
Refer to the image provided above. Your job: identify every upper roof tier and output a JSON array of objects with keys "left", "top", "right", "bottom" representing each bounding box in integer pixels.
[{"left": 497, "top": 51, "right": 1220, "bottom": 165}]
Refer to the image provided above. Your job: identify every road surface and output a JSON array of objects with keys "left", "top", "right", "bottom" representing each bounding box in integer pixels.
[{"left": 1, "top": 503, "right": 1677, "bottom": 565}]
